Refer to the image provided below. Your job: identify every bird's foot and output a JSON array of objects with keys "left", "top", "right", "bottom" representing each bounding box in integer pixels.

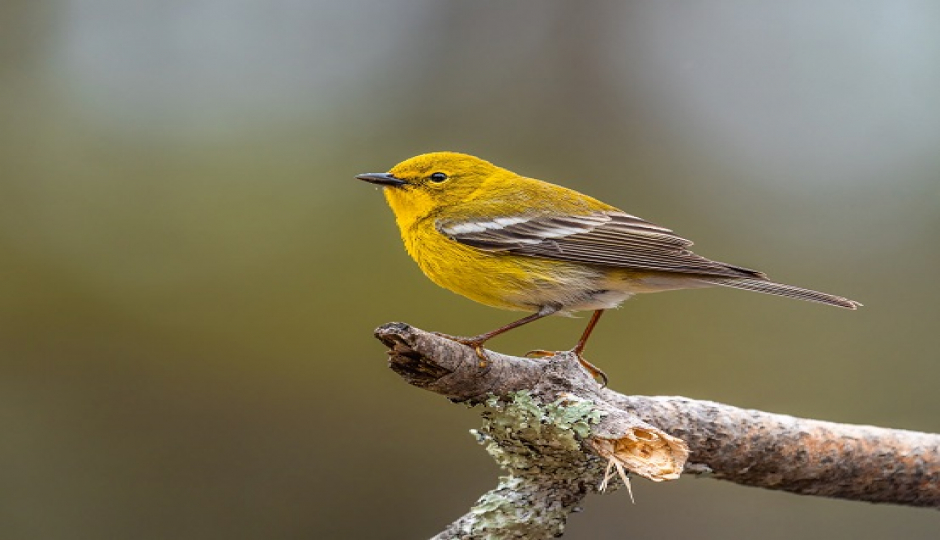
[
  {"left": 572, "top": 351, "right": 609, "bottom": 388},
  {"left": 524, "top": 349, "right": 556, "bottom": 358},
  {"left": 526, "top": 349, "right": 608, "bottom": 387},
  {"left": 432, "top": 332, "right": 490, "bottom": 369}
]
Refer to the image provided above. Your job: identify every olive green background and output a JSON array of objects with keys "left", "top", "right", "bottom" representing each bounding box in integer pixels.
[{"left": 2, "top": 2, "right": 938, "bottom": 539}]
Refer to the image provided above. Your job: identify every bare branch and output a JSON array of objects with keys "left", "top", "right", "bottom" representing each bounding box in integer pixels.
[
  {"left": 608, "top": 394, "right": 940, "bottom": 506},
  {"left": 374, "top": 322, "right": 940, "bottom": 539}
]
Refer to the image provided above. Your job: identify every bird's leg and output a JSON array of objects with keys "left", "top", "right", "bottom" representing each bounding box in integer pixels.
[
  {"left": 437, "top": 305, "right": 559, "bottom": 368},
  {"left": 572, "top": 309, "right": 605, "bottom": 356},
  {"left": 572, "top": 310, "right": 608, "bottom": 387},
  {"left": 522, "top": 309, "right": 609, "bottom": 386}
]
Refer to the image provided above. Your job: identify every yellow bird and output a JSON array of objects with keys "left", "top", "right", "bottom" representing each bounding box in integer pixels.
[{"left": 357, "top": 152, "right": 860, "bottom": 384}]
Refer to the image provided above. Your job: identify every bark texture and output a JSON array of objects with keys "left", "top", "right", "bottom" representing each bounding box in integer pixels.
[
  {"left": 609, "top": 395, "right": 940, "bottom": 506},
  {"left": 374, "top": 322, "right": 940, "bottom": 539}
]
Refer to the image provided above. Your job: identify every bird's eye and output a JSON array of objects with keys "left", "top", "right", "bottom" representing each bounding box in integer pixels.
[{"left": 429, "top": 172, "right": 448, "bottom": 183}]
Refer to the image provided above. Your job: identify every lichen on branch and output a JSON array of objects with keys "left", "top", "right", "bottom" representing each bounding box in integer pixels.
[
  {"left": 375, "top": 322, "right": 940, "bottom": 540},
  {"left": 437, "top": 391, "right": 611, "bottom": 539}
]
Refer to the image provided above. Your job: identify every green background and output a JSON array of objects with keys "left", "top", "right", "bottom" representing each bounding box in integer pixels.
[{"left": 2, "top": 1, "right": 938, "bottom": 538}]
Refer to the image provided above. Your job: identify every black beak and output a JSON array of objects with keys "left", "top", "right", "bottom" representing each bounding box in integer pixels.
[{"left": 355, "top": 172, "right": 407, "bottom": 187}]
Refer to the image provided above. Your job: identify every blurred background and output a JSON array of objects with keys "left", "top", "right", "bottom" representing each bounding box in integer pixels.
[{"left": 2, "top": 1, "right": 938, "bottom": 538}]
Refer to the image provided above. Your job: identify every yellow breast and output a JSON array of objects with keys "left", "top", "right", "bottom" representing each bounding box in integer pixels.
[{"left": 400, "top": 218, "right": 534, "bottom": 310}]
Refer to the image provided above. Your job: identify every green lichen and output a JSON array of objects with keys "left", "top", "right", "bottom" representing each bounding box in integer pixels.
[
  {"left": 448, "top": 391, "right": 611, "bottom": 538},
  {"left": 474, "top": 391, "right": 606, "bottom": 469}
]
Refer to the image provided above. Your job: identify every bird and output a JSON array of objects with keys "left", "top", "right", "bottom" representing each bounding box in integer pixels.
[{"left": 357, "top": 151, "right": 860, "bottom": 384}]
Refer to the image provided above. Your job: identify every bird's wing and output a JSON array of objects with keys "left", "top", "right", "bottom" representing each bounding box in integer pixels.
[{"left": 437, "top": 211, "right": 764, "bottom": 279}]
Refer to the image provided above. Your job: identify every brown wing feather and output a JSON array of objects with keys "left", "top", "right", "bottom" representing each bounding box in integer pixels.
[{"left": 438, "top": 211, "right": 765, "bottom": 279}]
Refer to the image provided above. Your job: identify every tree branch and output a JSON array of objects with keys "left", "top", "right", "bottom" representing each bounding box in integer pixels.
[{"left": 374, "top": 322, "right": 940, "bottom": 539}]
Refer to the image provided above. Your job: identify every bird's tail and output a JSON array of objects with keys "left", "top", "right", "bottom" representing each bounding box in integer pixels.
[{"left": 697, "top": 277, "right": 862, "bottom": 310}]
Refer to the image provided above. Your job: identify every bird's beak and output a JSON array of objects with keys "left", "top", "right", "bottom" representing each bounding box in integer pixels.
[{"left": 355, "top": 172, "right": 407, "bottom": 187}]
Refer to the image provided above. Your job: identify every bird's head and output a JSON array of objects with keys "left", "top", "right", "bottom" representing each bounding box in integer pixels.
[{"left": 356, "top": 152, "right": 511, "bottom": 222}]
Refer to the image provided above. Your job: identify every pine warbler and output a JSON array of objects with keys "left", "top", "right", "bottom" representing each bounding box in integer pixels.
[{"left": 357, "top": 152, "right": 860, "bottom": 383}]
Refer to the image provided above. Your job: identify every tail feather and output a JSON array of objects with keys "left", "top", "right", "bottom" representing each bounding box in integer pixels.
[{"left": 699, "top": 277, "right": 862, "bottom": 310}]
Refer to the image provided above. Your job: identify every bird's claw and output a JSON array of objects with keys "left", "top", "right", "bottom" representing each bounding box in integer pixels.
[
  {"left": 525, "top": 349, "right": 608, "bottom": 387},
  {"left": 469, "top": 343, "right": 488, "bottom": 368},
  {"left": 433, "top": 333, "right": 490, "bottom": 369},
  {"left": 525, "top": 349, "right": 556, "bottom": 358},
  {"left": 573, "top": 351, "right": 609, "bottom": 388}
]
